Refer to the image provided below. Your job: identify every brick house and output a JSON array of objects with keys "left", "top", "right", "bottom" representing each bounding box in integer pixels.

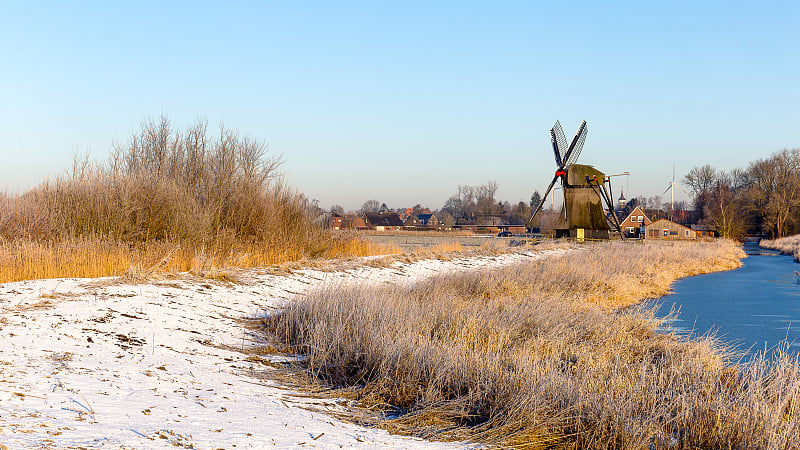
[
  {"left": 645, "top": 218, "right": 697, "bottom": 239},
  {"left": 332, "top": 214, "right": 368, "bottom": 230},
  {"left": 619, "top": 206, "right": 652, "bottom": 238},
  {"left": 329, "top": 214, "right": 344, "bottom": 230},
  {"left": 351, "top": 215, "right": 368, "bottom": 230}
]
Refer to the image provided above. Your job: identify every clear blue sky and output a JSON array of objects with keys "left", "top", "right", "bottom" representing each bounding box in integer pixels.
[{"left": 2, "top": 1, "right": 798, "bottom": 211}]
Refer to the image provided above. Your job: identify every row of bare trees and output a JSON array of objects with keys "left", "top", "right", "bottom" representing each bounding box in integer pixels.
[
  {"left": 333, "top": 181, "right": 537, "bottom": 227},
  {"left": 685, "top": 149, "right": 800, "bottom": 239},
  {"left": 439, "top": 181, "right": 536, "bottom": 225}
]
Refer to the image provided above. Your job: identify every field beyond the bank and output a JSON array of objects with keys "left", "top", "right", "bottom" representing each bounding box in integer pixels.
[{"left": 267, "top": 239, "right": 800, "bottom": 448}]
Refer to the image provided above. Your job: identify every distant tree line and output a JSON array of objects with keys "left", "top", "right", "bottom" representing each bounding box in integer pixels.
[
  {"left": 437, "top": 181, "right": 539, "bottom": 226},
  {"left": 320, "top": 181, "right": 541, "bottom": 228},
  {"left": 320, "top": 148, "right": 800, "bottom": 239},
  {"left": 684, "top": 148, "right": 800, "bottom": 239}
]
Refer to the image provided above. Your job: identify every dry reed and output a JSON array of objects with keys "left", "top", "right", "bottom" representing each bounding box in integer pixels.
[
  {"left": 0, "top": 117, "right": 396, "bottom": 283},
  {"left": 760, "top": 235, "right": 800, "bottom": 262},
  {"left": 0, "top": 232, "right": 397, "bottom": 284},
  {"left": 264, "top": 240, "right": 800, "bottom": 448}
]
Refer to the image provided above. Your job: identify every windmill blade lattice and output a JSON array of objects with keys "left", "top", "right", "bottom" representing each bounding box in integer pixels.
[
  {"left": 564, "top": 120, "right": 587, "bottom": 167},
  {"left": 550, "top": 120, "right": 568, "bottom": 167}
]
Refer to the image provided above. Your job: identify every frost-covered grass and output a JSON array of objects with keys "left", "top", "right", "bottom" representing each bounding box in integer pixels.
[
  {"left": 760, "top": 234, "right": 800, "bottom": 262},
  {"left": 266, "top": 240, "right": 800, "bottom": 448}
]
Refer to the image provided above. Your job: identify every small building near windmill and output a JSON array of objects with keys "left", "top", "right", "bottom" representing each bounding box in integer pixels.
[
  {"left": 691, "top": 224, "right": 718, "bottom": 238},
  {"left": 363, "top": 212, "right": 403, "bottom": 231},
  {"left": 619, "top": 206, "right": 651, "bottom": 238},
  {"left": 645, "top": 218, "right": 697, "bottom": 240}
]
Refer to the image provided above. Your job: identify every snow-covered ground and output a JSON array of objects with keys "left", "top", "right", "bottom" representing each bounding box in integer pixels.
[{"left": 0, "top": 248, "right": 567, "bottom": 449}]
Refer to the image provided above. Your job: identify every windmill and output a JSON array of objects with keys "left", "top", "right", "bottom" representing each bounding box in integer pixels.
[
  {"left": 662, "top": 163, "right": 688, "bottom": 219},
  {"left": 527, "top": 120, "right": 624, "bottom": 240}
]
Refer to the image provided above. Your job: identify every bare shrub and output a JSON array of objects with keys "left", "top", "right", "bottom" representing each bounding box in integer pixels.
[{"left": 0, "top": 116, "right": 383, "bottom": 283}]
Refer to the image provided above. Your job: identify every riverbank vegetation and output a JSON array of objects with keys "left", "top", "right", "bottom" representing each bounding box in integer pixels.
[
  {"left": 265, "top": 240, "right": 800, "bottom": 448},
  {"left": 759, "top": 234, "right": 800, "bottom": 261},
  {"left": 0, "top": 116, "right": 390, "bottom": 283}
]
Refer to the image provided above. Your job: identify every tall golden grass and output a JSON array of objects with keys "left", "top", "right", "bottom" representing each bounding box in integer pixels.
[
  {"left": 265, "top": 240, "right": 800, "bottom": 447},
  {"left": 0, "top": 232, "right": 397, "bottom": 284},
  {"left": 0, "top": 116, "right": 394, "bottom": 283},
  {"left": 760, "top": 234, "right": 800, "bottom": 261}
]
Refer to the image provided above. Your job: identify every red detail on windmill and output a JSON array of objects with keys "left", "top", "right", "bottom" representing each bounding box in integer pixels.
[{"left": 556, "top": 169, "right": 566, "bottom": 177}]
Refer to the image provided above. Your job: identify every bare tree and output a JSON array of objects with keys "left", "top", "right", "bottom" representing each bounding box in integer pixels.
[
  {"left": 438, "top": 211, "right": 455, "bottom": 227},
  {"left": 683, "top": 164, "right": 718, "bottom": 197},
  {"left": 745, "top": 149, "right": 800, "bottom": 237},
  {"left": 360, "top": 199, "right": 380, "bottom": 214},
  {"left": 508, "top": 201, "right": 531, "bottom": 225},
  {"left": 704, "top": 174, "right": 746, "bottom": 239},
  {"left": 475, "top": 180, "right": 499, "bottom": 216}
]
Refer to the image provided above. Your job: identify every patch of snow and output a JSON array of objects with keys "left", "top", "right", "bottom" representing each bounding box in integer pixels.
[{"left": 0, "top": 248, "right": 568, "bottom": 448}]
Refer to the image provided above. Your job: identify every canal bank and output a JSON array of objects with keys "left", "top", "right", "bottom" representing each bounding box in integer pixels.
[{"left": 657, "top": 239, "right": 800, "bottom": 355}]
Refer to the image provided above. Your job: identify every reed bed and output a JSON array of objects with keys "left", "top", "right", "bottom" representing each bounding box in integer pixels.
[
  {"left": 0, "top": 117, "right": 395, "bottom": 283},
  {"left": 760, "top": 235, "right": 800, "bottom": 262},
  {"left": 0, "top": 232, "right": 397, "bottom": 284},
  {"left": 265, "top": 240, "right": 800, "bottom": 448}
]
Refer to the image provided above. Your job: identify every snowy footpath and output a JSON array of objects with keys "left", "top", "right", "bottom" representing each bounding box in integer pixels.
[{"left": 0, "top": 248, "right": 566, "bottom": 449}]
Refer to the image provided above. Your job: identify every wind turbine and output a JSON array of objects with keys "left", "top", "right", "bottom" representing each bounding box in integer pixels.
[{"left": 662, "top": 163, "right": 688, "bottom": 219}]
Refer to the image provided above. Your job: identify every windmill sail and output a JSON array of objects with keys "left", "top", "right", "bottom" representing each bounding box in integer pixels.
[
  {"left": 550, "top": 120, "right": 568, "bottom": 167},
  {"left": 564, "top": 120, "right": 587, "bottom": 167}
]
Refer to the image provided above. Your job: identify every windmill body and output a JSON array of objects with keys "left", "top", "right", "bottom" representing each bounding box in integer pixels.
[
  {"left": 557, "top": 163, "right": 611, "bottom": 235},
  {"left": 528, "top": 120, "right": 623, "bottom": 240}
]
